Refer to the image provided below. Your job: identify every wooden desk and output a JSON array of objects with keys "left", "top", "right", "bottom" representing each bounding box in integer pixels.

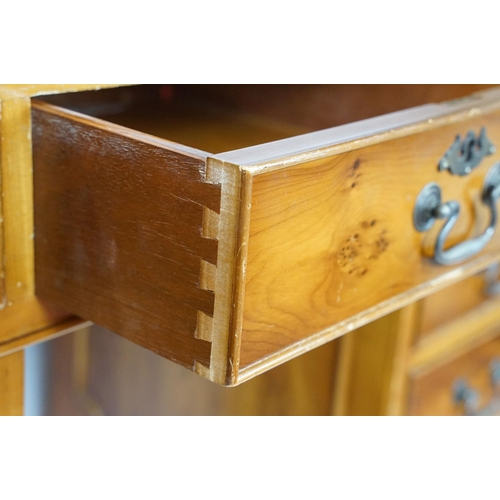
[{"left": 2, "top": 84, "right": 500, "bottom": 415}]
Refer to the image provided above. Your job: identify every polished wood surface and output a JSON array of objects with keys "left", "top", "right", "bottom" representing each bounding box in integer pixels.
[
  {"left": 239, "top": 109, "right": 500, "bottom": 372},
  {"left": 333, "top": 306, "right": 417, "bottom": 416},
  {"left": 30, "top": 86, "right": 500, "bottom": 385},
  {"left": 408, "top": 334, "right": 500, "bottom": 416},
  {"left": 417, "top": 272, "right": 490, "bottom": 338},
  {"left": 0, "top": 317, "right": 90, "bottom": 359},
  {"left": 409, "top": 293, "right": 500, "bottom": 375},
  {"left": 0, "top": 351, "right": 23, "bottom": 416},
  {"left": 0, "top": 84, "right": 126, "bottom": 357},
  {"left": 0, "top": 296, "right": 70, "bottom": 345},
  {"left": 8, "top": 84, "right": 500, "bottom": 413},
  {"left": 0, "top": 96, "right": 33, "bottom": 304},
  {"left": 0, "top": 86, "right": 128, "bottom": 416},
  {"left": 32, "top": 101, "right": 220, "bottom": 370}
]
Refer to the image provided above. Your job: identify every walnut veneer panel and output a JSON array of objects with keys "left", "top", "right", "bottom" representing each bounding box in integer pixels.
[{"left": 32, "top": 101, "right": 221, "bottom": 370}]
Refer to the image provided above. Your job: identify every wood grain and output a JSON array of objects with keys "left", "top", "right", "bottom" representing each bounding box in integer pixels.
[
  {"left": 0, "top": 317, "right": 90, "bottom": 359},
  {"left": 409, "top": 294, "right": 500, "bottom": 375},
  {"left": 32, "top": 101, "right": 221, "bottom": 370},
  {"left": 29, "top": 85, "right": 500, "bottom": 386},
  {"left": 0, "top": 296, "right": 70, "bottom": 345},
  {"left": 417, "top": 271, "right": 489, "bottom": 339},
  {"left": 0, "top": 96, "right": 33, "bottom": 304},
  {"left": 0, "top": 99, "right": 5, "bottom": 308},
  {"left": 197, "top": 159, "right": 247, "bottom": 384},
  {"left": 408, "top": 333, "right": 500, "bottom": 416},
  {"left": 239, "top": 110, "right": 500, "bottom": 370},
  {"left": 0, "top": 84, "right": 126, "bottom": 353},
  {"left": 0, "top": 91, "right": 76, "bottom": 374},
  {"left": 0, "top": 351, "right": 23, "bottom": 416},
  {"left": 332, "top": 305, "right": 417, "bottom": 416}
]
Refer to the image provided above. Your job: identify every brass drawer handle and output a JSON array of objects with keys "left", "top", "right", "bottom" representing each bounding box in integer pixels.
[
  {"left": 414, "top": 163, "right": 500, "bottom": 266},
  {"left": 453, "top": 359, "right": 500, "bottom": 416}
]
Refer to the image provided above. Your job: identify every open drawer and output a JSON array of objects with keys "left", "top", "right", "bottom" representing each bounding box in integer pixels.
[{"left": 32, "top": 84, "right": 500, "bottom": 385}]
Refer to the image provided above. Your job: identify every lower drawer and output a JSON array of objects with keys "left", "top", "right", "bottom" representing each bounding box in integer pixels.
[
  {"left": 417, "top": 264, "right": 500, "bottom": 339},
  {"left": 408, "top": 334, "right": 500, "bottom": 416},
  {"left": 32, "top": 85, "right": 500, "bottom": 385}
]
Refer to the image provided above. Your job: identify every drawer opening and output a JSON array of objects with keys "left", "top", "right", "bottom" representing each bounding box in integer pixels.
[{"left": 35, "top": 84, "right": 493, "bottom": 156}]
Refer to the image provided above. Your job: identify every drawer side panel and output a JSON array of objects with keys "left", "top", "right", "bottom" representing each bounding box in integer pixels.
[{"left": 32, "top": 102, "right": 221, "bottom": 370}]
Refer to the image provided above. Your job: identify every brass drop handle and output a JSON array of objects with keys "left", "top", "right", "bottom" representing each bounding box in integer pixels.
[
  {"left": 453, "top": 359, "right": 500, "bottom": 416},
  {"left": 414, "top": 163, "right": 500, "bottom": 266}
]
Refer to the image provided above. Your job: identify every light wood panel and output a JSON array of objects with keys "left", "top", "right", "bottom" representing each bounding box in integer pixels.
[
  {"left": 332, "top": 306, "right": 417, "bottom": 416},
  {"left": 227, "top": 336, "right": 338, "bottom": 416},
  {"left": 0, "top": 84, "right": 125, "bottom": 354},
  {"left": 417, "top": 272, "right": 489, "bottom": 339},
  {"left": 0, "top": 96, "right": 33, "bottom": 303},
  {"left": 0, "top": 351, "right": 23, "bottom": 416},
  {"left": 239, "top": 110, "right": 500, "bottom": 372},
  {"left": 0, "top": 296, "right": 70, "bottom": 345},
  {"left": 25, "top": 85, "right": 500, "bottom": 387},
  {"left": 408, "top": 334, "right": 500, "bottom": 416},
  {"left": 0, "top": 86, "right": 124, "bottom": 418},
  {"left": 409, "top": 294, "right": 500, "bottom": 375},
  {"left": 30, "top": 86, "right": 500, "bottom": 384},
  {"left": 0, "top": 317, "right": 90, "bottom": 359},
  {"left": 0, "top": 100, "right": 5, "bottom": 308},
  {"left": 0, "top": 94, "right": 74, "bottom": 366}
]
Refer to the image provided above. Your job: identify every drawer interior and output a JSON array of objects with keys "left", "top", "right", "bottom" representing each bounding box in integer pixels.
[{"left": 37, "top": 84, "right": 494, "bottom": 154}]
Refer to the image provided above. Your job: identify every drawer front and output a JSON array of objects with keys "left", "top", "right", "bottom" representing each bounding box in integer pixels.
[
  {"left": 417, "top": 264, "right": 500, "bottom": 339},
  {"left": 408, "top": 334, "right": 500, "bottom": 416},
  {"left": 235, "top": 101, "right": 500, "bottom": 379}
]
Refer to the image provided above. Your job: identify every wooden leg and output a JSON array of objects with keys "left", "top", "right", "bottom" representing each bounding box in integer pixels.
[
  {"left": 331, "top": 304, "right": 418, "bottom": 416},
  {"left": 0, "top": 350, "right": 24, "bottom": 416}
]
